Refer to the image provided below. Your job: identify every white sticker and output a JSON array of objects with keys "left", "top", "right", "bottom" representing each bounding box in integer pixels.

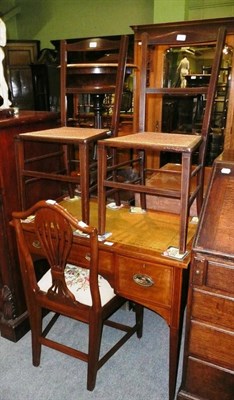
[
  {"left": 78, "top": 220, "right": 88, "bottom": 228},
  {"left": 46, "top": 199, "right": 57, "bottom": 205},
  {"left": 221, "top": 168, "right": 231, "bottom": 174},
  {"left": 176, "top": 34, "right": 186, "bottom": 41},
  {"left": 89, "top": 41, "right": 97, "bottom": 48}
]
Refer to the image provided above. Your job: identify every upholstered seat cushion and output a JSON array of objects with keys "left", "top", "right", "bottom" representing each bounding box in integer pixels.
[{"left": 38, "top": 264, "right": 115, "bottom": 306}]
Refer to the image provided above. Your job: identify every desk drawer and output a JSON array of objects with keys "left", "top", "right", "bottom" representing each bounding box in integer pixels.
[
  {"left": 24, "top": 230, "right": 114, "bottom": 276},
  {"left": 115, "top": 255, "right": 173, "bottom": 307}
]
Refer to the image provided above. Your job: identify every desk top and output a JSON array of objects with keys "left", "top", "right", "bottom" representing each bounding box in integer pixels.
[
  {"left": 19, "top": 126, "right": 109, "bottom": 143},
  {"left": 59, "top": 198, "right": 197, "bottom": 268}
]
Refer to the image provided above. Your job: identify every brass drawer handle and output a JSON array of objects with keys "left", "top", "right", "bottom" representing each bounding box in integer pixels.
[
  {"left": 133, "top": 273, "right": 154, "bottom": 287},
  {"left": 32, "top": 240, "right": 41, "bottom": 249},
  {"left": 85, "top": 253, "right": 91, "bottom": 261}
]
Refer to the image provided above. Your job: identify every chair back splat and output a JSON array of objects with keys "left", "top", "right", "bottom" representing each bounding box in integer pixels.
[
  {"left": 12, "top": 200, "right": 143, "bottom": 391},
  {"left": 60, "top": 35, "right": 129, "bottom": 136}
]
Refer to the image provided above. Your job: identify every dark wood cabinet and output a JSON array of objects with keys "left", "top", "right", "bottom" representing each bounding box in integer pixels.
[
  {"left": 5, "top": 40, "right": 40, "bottom": 109},
  {"left": 0, "top": 111, "right": 60, "bottom": 342},
  {"left": 30, "top": 64, "right": 60, "bottom": 112},
  {"left": 177, "top": 150, "right": 234, "bottom": 400}
]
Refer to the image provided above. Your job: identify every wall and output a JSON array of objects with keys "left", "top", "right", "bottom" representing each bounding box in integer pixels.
[
  {"left": 0, "top": 0, "right": 18, "bottom": 37},
  {"left": 6, "top": 0, "right": 154, "bottom": 49},
  {"left": 154, "top": 0, "right": 189, "bottom": 22},
  {"left": 2, "top": 0, "right": 234, "bottom": 50},
  {"left": 188, "top": 0, "right": 234, "bottom": 20}
]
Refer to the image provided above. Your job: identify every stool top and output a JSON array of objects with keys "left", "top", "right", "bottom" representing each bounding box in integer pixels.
[
  {"left": 19, "top": 126, "right": 109, "bottom": 143},
  {"left": 99, "top": 132, "right": 202, "bottom": 152}
]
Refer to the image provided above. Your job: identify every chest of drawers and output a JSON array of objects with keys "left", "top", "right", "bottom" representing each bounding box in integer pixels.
[{"left": 177, "top": 151, "right": 234, "bottom": 400}]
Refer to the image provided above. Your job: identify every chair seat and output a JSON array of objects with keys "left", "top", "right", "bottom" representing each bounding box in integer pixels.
[
  {"left": 20, "top": 126, "right": 109, "bottom": 143},
  {"left": 100, "top": 132, "right": 202, "bottom": 152},
  {"left": 38, "top": 264, "right": 115, "bottom": 306}
]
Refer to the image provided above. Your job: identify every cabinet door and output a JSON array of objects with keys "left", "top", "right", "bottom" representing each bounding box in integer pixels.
[
  {"left": 5, "top": 41, "right": 40, "bottom": 109},
  {"left": 8, "top": 67, "right": 34, "bottom": 109}
]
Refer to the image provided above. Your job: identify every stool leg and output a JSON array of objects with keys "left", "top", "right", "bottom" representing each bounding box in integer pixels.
[
  {"left": 112, "top": 147, "right": 121, "bottom": 207},
  {"left": 196, "top": 165, "right": 205, "bottom": 216},
  {"left": 63, "top": 144, "right": 75, "bottom": 199},
  {"left": 98, "top": 143, "right": 108, "bottom": 235},
  {"left": 139, "top": 149, "right": 147, "bottom": 210},
  {"left": 79, "top": 142, "right": 90, "bottom": 225}
]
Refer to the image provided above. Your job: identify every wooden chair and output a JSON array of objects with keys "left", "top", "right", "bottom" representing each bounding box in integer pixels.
[
  {"left": 97, "top": 26, "right": 226, "bottom": 254},
  {"left": 15, "top": 37, "right": 130, "bottom": 223},
  {"left": 11, "top": 199, "right": 143, "bottom": 391},
  {"left": 60, "top": 35, "right": 130, "bottom": 198}
]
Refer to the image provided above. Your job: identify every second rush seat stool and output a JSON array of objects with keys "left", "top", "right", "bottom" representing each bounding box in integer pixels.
[{"left": 97, "top": 26, "right": 226, "bottom": 254}]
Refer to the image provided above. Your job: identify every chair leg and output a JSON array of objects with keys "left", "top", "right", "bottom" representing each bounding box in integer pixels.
[
  {"left": 139, "top": 150, "right": 147, "bottom": 210},
  {"left": 179, "top": 153, "right": 192, "bottom": 253},
  {"left": 109, "top": 147, "right": 121, "bottom": 207},
  {"left": 135, "top": 304, "right": 144, "bottom": 338},
  {"left": 87, "top": 318, "right": 103, "bottom": 391},
  {"left": 31, "top": 307, "right": 42, "bottom": 367},
  {"left": 63, "top": 143, "right": 76, "bottom": 198},
  {"left": 196, "top": 168, "right": 205, "bottom": 216}
]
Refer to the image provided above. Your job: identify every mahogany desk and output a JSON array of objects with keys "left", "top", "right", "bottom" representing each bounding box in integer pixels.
[{"left": 22, "top": 197, "right": 197, "bottom": 400}]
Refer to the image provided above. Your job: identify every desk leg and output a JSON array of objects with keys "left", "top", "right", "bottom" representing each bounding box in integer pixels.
[
  {"left": 79, "top": 142, "right": 90, "bottom": 225},
  {"left": 169, "top": 327, "right": 180, "bottom": 400},
  {"left": 98, "top": 143, "right": 107, "bottom": 235},
  {"left": 169, "top": 267, "right": 187, "bottom": 400}
]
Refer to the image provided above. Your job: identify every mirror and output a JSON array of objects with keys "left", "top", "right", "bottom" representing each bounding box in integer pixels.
[
  {"left": 161, "top": 44, "right": 233, "bottom": 165},
  {"left": 163, "top": 44, "right": 232, "bottom": 88}
]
